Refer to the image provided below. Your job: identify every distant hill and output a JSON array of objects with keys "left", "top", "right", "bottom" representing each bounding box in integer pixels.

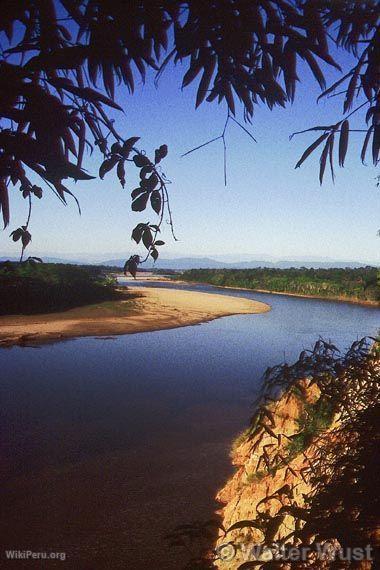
[
  {"left": 100, "top": 257, "right": 376, "bottom": 270},
  {"left": 1, "top": 255, "right": 377, "bottom": 271}
]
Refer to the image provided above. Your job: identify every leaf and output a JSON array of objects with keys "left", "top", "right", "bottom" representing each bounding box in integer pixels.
[
  {"left": 154, "top": 144, "right": 168, "bottom": 164},
  {"left": 111, "top": 142, "right": 123, "bottom": 154},
  {"left": 10, "top": 228, "right": 22, "bottom": 242},
  {"left": 343, "top": 71, "right": 359, "bottom": 114},
  {"left": 295, "top": 133, "right": 329, "bottom": 169},
  {"left": 302, "top": 49, "right": 326, "bottom": 90},
  {"left": 133, "top": 154, "right": 151, "bottom": 168},
  {"left": 124, "top": 258, "right": 137, "bottom": 278},
  {"left": 372, "top": 125, "right": 380, "bottom": 165},
  {"left": 0, "top": 179, "right": 10, "bottom": 228},
  {"left": 21, "top": 229, "right": 31, "bottom": 248},
  {"left": 155, "top": 240, "right": 165, "bottom": 246},
  {"left": 182, "top": 59, "right": 203, "bottom": 88},
  {"left": 143, "top": 173, "right": 159, "bottom": 191},
  {"left": 99, "top": 156, "right": 119, "bottom": 179},
  {"left": 226, "top": 520, "right": 262, "bottom": 533},
  {"left": 319, "top": 137, "right": 330, "bottom": 184},
  {"left": 150, "top": 248, "right": 158, "bottom": 261},
  {"left": 123, "top": 137, "right": 140, "bottom": 158},
  {"left": 132, "top": 225, "right": 144, "bottom": 244},
  {"left": 328, "top": 132, "right": 335, "bottom": 181},
  {"left": 131, "top": 187, "right": 145, "bottom": 199},
  {"left": 142, "top": 228, "right": 153, "bottom": 249},
  {"left": 47, "top": 79, "right": 123, "bottom": 110},
  {"left": 150, "top": 190, "right": 162, "bottom": 214},
  {"left": 238, "top": 562, "right": 263, "bottom": 569},
  {"left": 338, "top": 120, "right": 349, "bottom": 167},
  {"left": 140, "top": 166, "right": 153, "bottom": 180},
  {"left": 317, "top": 70, "right": 353, "bottom": 102},
  {"left": 361, "top": 126, "right": 374, "bottom": 164},
  {"left": 132, "top": 192, "right": 149, "bottom": 212},
  {"left": 117, "top": 160, "right": 126, "bottom": 187},
  {"left": 31, "top": 185, "right": 43, "bottom": 198},
  {"left": 196, "top": 56, "right": 216, "bottom": 108},
  {"left": 365, "top": 106, "right": 376, "bottom": 124}
]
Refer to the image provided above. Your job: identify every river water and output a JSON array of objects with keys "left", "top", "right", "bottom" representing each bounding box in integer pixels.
[{"left": 1, "top": 281, "right": 378, "bottom": 568}]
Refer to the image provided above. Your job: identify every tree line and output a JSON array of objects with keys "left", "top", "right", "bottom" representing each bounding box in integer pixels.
[{"left": 179, "top": 267, "right": 380, "bottom": 302}]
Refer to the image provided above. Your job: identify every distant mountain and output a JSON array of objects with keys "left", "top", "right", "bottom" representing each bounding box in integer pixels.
[
  {"left": 1, "top": 254, "right": 376, "bottom": 270},
  {"left": 99, "top": 257, "right": 376, "bottom": 270},
  {"left": 0, "top": 256, "right": 88, "bottom": 265}
]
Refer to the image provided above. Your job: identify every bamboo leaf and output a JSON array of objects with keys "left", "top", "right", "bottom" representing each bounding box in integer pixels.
[
  {"left": 295, "top": 133, "right": 329, "bottom": 169},
  {"left": 319, "top": 137, "right": 330, "bottom": 184},
  {"left": 361, "top": 126, "right": 374, "bottom": 164},
  {"left": 338, "top": 120, "right": 349, "bottom": 167}
]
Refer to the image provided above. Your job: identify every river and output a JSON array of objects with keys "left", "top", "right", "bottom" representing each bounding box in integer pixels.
[{"left": 1, "top": 282, "right": 379, "bottom": 568}]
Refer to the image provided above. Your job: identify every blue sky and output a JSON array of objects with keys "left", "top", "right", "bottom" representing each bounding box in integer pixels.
[{"left": 1, "top": 50, "right": 379, "bottom": 263}]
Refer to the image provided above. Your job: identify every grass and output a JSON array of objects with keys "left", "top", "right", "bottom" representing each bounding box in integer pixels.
[
  {"left": 286, "top": 397, "right": 335, "bottom": 459},
  {"left": 230, "top": 428, "right": 251, "bottom": 457}
]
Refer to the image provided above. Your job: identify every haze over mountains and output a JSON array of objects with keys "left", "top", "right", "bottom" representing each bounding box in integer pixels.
[
  {"left": 101, "top": 257, "right": 376, "bottom": 270},
  {"left": 1, "top": 252, "right": 377, "bottom": 270}
]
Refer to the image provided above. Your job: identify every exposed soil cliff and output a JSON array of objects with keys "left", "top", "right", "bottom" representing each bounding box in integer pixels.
[{"left": 212, "top": 340, "right": 379, "bottom": 570}]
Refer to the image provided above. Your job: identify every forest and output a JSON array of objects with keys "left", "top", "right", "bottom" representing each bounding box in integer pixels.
[
  {"left": 0, "top": 262, "right": 119, "bottom": 315},
  {"left": 179, "top": 267, "right": 380, "bottom": 303}
]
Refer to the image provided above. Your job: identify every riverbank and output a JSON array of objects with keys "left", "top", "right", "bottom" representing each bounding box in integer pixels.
[
  {"left": 218, "top": 285, "right": 379, "bottom": 307},
  {"left": 211, "top": 339, "right": 379, "bottom": 569},
  {"left": 172, "top": 280, "right": 379, "bottom": 307},
  {"left": 0, "top": 286, "right": 270, "bottom": 347}
]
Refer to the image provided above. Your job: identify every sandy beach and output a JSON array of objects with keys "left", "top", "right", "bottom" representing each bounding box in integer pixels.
[{"left": 0, "top": 286, "right": 270, "bottom": 347}]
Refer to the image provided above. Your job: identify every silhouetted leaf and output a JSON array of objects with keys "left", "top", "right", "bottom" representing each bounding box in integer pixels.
[
  {"left": 31, "top": 185, "right": 43, "bottom": 198},
  {"left": 142, "top": 228, "right": 153, "bottom": 249},
  {"left": 131, "top": 187, "right": 145, "bottom": 199},
  {"left": 21, "top": 229, "right": 31, "bottom": 248},
  {"left": 143, "top": 173, "right": 159, "bottom": 191},
  {"left": 361, "top": 126, "right": 373, "bottom": 164},
  {"left": 196, "top": 56, "right": 216, "bottom": 108},
  {"left": 0, "top": 179, "right": 10, "bottom": 228},
  {"left": 319, "top": 136, "right": 330, "bottom": 184},
  {"left": 117, "top": 160, "right": 126, "bottom": 187},
  {"left": 372, "top": 125, "right": 380, "bottom": 165},
  {"left": 132, "top": 192, "right": 149, "bottom": 211},
  {"left": 99, "top": 156, "right": 119, "bottom": 179},
  {"left": 133, "top": 154, "right": 151, "bottom": 168},
  {"left": 10, "top": 228, "right": 22, "bottom": 242},
  {"left": 150, "top": 190, "right": 162, "bottom": 214},
  {"left": 123, "top": 137, "right": 140, "bottom": 157},
  {"left": 154, "top": 144, "right": 168, "bottom": 164},
  {"left": 339, "top": 120, "right": 349, "bottom": 167},
  {"left": 123, "top": 255, "right": 141, "bottom": 278},
  {"left": 132, "top": 224, "right": 145, "bottom": 244},
  {"left": 295, "top": 133, "right": 329, "bottom": 169}
]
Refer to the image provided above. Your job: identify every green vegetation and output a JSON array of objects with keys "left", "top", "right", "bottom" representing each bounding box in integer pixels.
[
  {"left": 286, "top": 397, "right": 335, "bottom": 459},
  {"left": 230, "top": 428, "right": 251, "bottom": 457},
  {"left": 178, "top": 267, "right": 380, "bottom": 303},
  {"left": 0, "top": 262, "right": 121, "bottom": 315}
]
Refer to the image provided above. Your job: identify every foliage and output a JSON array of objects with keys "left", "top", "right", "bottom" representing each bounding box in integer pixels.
[
  {"left": 178, "top": 266, "right": 380, "bottom": 302},
  {"left": 0, "top": 261, "right": 120, "bottom": 314},
  {"left": 286, "top": 398, "right": 335, "bottom": 458},
  {"left": 229, "top": 337, "right": 379, "bottom": 569},
  {"left": 171, "top": 338, "right": 379, "bottom": 568},
  {"left": 0, "top": 1, "right": 379, "bottom": 270}
]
